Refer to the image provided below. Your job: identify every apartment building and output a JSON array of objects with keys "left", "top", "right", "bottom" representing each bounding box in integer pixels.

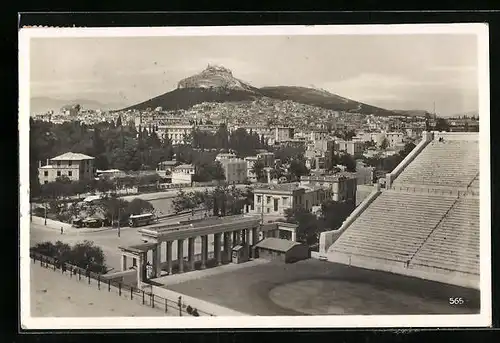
[
  {"left": 252, "top": 183, "right": 332, "bottom": 217},
  {"left": 171, "top": 164, "right": 196, "bottom": 184},
  {"left": 219, "top": 158, "right": 247, "bottom": 184},
  {"left": 157, "top": 124, "right": 193, "bottom": 145},
  {"left": 334, "top": 140, "right": 364, "bottom": 157},
  {"left": 300, "top": 173, "right": 357, "bottom": 203},
  {"left": 38, "top": 152, "right": 95, "bottom": 184},
  {"left": 275, "top": 126, "right": 295, "bottom": 143}
]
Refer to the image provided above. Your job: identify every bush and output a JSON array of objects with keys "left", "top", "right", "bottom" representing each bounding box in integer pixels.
[
  {"left": 186, "top": 305, "right": 193, "bottom": 314},
  {"left": 31, "top": 240, "right": 108, "bottom": 274},
  {"left": 192, "top": 308, "right": 199, "bottom": 317}
]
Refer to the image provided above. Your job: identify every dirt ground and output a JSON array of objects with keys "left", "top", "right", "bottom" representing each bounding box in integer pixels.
[
  {"left": 167, "top": 259, "right": 480, "bottom": 316},
  {"left": 30, "top": 263, "right": 176, "bottom": 317}
]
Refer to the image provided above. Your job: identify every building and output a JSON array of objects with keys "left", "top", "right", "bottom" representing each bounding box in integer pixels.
[
  {"left": 252, "top": 183, "right": 332, "bottom": 216},
  {"left": 96, "top": 169, "right": 126, "bottom": 179},
  {"left": 171, "top": 164, "right": 196, "bottom": 184},
  {"left": 215, "top": 153, "right": 237, "bottom": 162},
  {"left": 253, "top": 238, "right": 309, "bottom": 263},
  {"left": 158, "top": 124, "right": 193, "bottom": 145},
  {"left": 275, "top": 126, "right": 295, "bottom": 143},
  {"left": 38, "top": 152, "right": 95, "bottom": 184},
  {"left": 244, "top": 152, "right": 275, "bottom": 183},
  {"left": 335, "top": 140, "right": 364, "bottom": 157},
  {"left": 219, "top": 158, "right": 247, "bottom": 184},
  {"left": 300, "top": 173, "right": 357, "bottom": 203},
  {"left": 156, "top": 160, "right": 180, "bottom": 178},
  {"left": 385, "top": 132, "right": 405, "bottom": 147},
  {"left": 309, "top": 130, "right": 328, "bottom": 142},
  {"left": 355, "top": 161, "right": 375, "bottom": 185}
]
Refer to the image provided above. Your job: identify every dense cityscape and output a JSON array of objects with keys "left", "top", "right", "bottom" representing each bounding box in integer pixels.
[{"left": 27, "top": 52, "right": 482, "bottom": 321}]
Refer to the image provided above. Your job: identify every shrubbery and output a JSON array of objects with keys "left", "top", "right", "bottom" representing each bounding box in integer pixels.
[{"left": 31, "top": 240, "right": 108, "bottom": 274}]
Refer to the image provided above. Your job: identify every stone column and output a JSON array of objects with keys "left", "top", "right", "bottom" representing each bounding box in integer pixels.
[
  {"left": 166, "top": 241, "right": 173, "bottom": 275},
  {"left": 188, "top": 237, "right": 195, "bottom": 271},
  {"left": 214, "top": 233, "right": 222, "bottom": 265},
  {"left": 154, "top": 243, "right": 162, "bottom": 277},
  {"left": 121, "top": 255, "right": 127, "bottom": 271},
  {"left": 291, "top": 230, "right": 297, "bottom": 242},
  {"left": 245, "top": 229, "right": 250, "bottom": 245},
  {"left": 252, "top": 227, "right": 259, "bottom": 245},
  {"left": 201, "top": 235, "right": 208, "bottom": 269},
  {"left": 136, "top": 253, "right": 143, "bottom": 286},
  {"left": 177, "top": 239, "right": 184, "bottom": 273},
  {"left": 223, "top": 232, "right": 231, "bottom": 263},
  {"left": 232, "top": 231, "right": 239, "bottom": 247}
]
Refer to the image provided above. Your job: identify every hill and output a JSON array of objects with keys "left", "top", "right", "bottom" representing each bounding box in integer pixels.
[
  {"left": 259, "top": 86, "right": 393, "bottom": 116},
  {"left": 31, "top": 97, "right": 125, "bottom": 114},
  {"left": 120, "top": 65, "right": 395, "bottom": 116},
  {"left": 392, "top": 109, "right": 435, "bottom": 118}
]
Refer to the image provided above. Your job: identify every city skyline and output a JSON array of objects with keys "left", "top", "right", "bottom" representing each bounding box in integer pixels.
[{"left": 30, "top": 34, "right": 479, "bottom": 116}]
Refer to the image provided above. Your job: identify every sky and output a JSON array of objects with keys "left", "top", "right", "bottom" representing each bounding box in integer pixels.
[{"left": 30, "top": 34, "right": 479, "bottom": 116}]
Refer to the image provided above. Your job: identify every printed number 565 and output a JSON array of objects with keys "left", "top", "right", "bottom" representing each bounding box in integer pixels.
[{"left": 449, "top": 297, "right": 464, "bottom": 305}]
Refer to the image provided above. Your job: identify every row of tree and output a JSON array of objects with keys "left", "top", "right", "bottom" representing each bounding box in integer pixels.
[
  {"left": 31, "top": 240, "right": 108, "bottom": 274},
  {"left": 172, "top": 185, "right": 254, "bottom": 217},
  {"left": 37, "top": 174, "right": 164, "bottom": 201}
]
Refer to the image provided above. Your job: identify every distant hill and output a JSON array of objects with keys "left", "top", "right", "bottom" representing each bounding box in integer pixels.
[
  {"left": 30, "top": 97, "right": 126, "bottom": 114},
  {"left": 120, "top": 65, "right": 396, "bottom": 116},
  {"left": 259, "top": 86, "right": 394, "bottom": 116},
  {"left": 446, "top": 111, "right": 479, "bottom": 118},
  {"left": 392, "top": 109, "right": 435, "bottom": 118}
]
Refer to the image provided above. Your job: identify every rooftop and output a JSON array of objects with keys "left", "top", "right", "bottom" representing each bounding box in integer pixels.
[
  {"left": 254, "top": 182, "right": 305, "bottom": 193},
  {"left": 254, "top": 237, "right": 302, "bottom": 252},
  {"left": 51, "top": 152, "right": 95, "bottom": 161},
  {"left": 174, "top": 164, "right": 195, "bottom": 170}
]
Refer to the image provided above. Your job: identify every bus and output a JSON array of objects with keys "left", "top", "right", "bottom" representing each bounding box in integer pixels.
[{"left": 129, "top": 213, "right": 156, "bottom": 227}]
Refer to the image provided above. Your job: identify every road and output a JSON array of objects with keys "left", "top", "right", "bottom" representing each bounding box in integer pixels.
[{"left": 30, "top": 212, "right": 217, "bottom": 272}]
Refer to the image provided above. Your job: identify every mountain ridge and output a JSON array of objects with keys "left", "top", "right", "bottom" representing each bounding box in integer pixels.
[{"left": 121, "top": 65, "right": 395, "bottom": 116}]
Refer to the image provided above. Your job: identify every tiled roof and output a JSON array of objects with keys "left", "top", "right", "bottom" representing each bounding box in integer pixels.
[{"left": 51, "top": 152, "right": 95, "bottom": 161}]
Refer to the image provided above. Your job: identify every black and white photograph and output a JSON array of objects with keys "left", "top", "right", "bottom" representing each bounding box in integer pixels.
[{"left": 19, "top": 24, "right": 491, "bottom": 329}]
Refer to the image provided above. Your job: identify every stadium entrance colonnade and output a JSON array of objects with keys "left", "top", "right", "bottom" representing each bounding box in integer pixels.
[{"left": 119, "top": 215, "right": 266, "bottom": 285}]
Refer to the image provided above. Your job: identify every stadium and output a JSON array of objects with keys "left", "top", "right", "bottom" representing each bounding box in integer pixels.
[{"left": 156, "top": 131, "right": 481, "bottom": 315}]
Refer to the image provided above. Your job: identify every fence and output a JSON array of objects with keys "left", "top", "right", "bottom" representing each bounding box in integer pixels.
[{"left": 30, "top": 251, "right": 214, "bottom": 317}]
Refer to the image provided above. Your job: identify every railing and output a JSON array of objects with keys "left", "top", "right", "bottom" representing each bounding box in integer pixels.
[{"left": 30, "top": 251, "right": 214, "bottom": 317}]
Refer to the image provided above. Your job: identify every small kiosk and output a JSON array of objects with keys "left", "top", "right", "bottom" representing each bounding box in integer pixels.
[{"left": 232, "top": 244, "right": 250, "bottom": 264}]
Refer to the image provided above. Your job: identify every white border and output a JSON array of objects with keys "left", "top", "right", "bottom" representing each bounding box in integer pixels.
[{"left": 19, "top": 23, "right": 491, "bottom": 329}]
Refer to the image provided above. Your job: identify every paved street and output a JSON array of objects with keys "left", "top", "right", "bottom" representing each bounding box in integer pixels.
[
  {"left": 29, "top": 211, "right": 208, "bottom": 272},
  {"left": 29, "top": 210, "right": 225, "bottom": 273}
]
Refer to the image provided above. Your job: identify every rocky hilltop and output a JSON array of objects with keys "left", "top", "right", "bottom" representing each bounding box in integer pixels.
[{"left": 177, "top": 64, "right": 259, "bottom": 94}]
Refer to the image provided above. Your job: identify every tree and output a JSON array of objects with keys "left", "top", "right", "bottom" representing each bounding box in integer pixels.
[
  {"left": 31, "top": 240, "right": 107, "bottom": 273},
  {"left": 251, "top": 159, "right": 266, "bottom": 183},
  {"left": 127, "top": 198, "right": 154, "bottom": 215},
  {"left": 289, "top": 158, "right": 309, "bottom": 181},
  {"left": 318, "top": 200, "right": 355, "bottom": 231},
  {"left": 339, "top": 153, "right": 356, "bottom": 172},
  {"left": 380, "top": 137, "right": 389, "bottom": 150},
  {"left": 435, "top": 118, "right": 450, "bottom": 132},
  {"left": 398, "top": 142, "right": 416, "bottom": 159},
  {"left": 284, "top": 207, "right": 319, "bottom": 246},
  {"left": 172, "top": 189, "right": 196, "bottom": 213}
]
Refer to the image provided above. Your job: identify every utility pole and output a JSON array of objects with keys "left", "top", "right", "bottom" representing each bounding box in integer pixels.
[
  {"left": 117, "top": 180, "right": 121, "bottom": 238},
  {"left": 44, "top": 202, "right": 47, "bottom": 226}
]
